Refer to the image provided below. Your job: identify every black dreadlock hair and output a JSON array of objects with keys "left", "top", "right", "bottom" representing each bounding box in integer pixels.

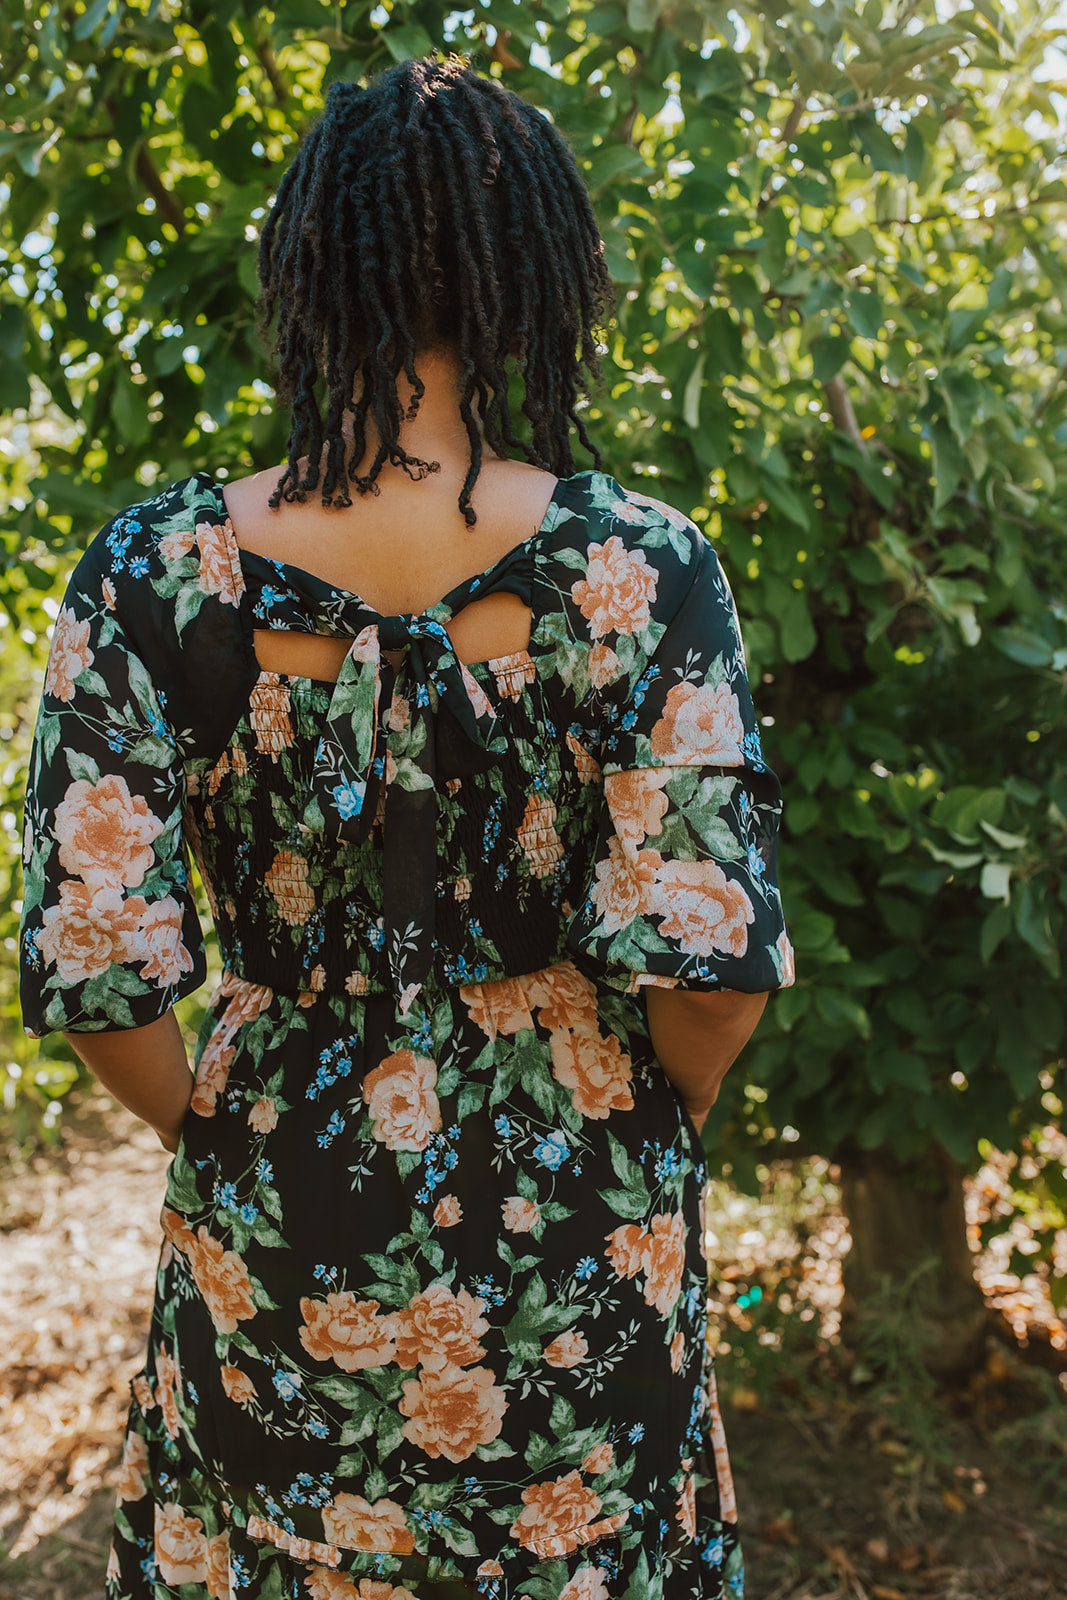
[{"left": 257, "top": 55, "right": 616, "bottom": 525}]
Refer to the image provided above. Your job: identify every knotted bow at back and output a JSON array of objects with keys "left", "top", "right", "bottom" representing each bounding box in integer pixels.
[{"left": 243, "top": 552, "right": 530, "bottom": 1013}]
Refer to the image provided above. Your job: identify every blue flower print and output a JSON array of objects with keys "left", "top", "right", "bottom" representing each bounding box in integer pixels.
[
  {"left": 533, "top": 1130, "right": 570, "bottom": 1169},
  {"left": 272, "top": 1369, "right": 302, "bottom": 1401},
  {"left": 331, "top": 779, "right": 366, "bottom": 820},
  {"left": 575, "top": 1256, "right": 597, "bottom": 1280},
  {"left": 702, "top": 1535, "right": 725, "bottom": 1566},
  {"left": 655, "top": 1147, "right": 682, "bottom": 1181}
]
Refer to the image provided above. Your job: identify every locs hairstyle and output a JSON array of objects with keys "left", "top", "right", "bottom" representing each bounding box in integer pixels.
[{"left": 257, "top": 55, "right": 616, "bottom": 524}]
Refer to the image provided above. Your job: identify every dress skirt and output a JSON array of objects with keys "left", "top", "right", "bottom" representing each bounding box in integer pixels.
[{"left": 105, "top": 964, "right": 742, "bottom": 1600}]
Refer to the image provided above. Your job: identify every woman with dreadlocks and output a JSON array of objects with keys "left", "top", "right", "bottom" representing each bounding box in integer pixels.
[{"left": 21, "top": 56, "right": 791, "bottom": 1600}]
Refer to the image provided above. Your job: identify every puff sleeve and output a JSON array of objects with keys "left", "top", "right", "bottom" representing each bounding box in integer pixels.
[
  {"left": 567, "top": 521, "right": 793, "bottom": 995},
  {"left": 19, "top": 532, "right": 205, "bottom": 1035}
]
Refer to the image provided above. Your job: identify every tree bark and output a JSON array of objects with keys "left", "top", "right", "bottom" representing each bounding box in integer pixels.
[{"left": 836, "top": 1141, "right": 987, "bottom": 1381}]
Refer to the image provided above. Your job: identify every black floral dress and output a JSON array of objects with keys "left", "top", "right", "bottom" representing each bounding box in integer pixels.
[{"left": 20, "top": 470, "right": 792, "bottom": 1600}]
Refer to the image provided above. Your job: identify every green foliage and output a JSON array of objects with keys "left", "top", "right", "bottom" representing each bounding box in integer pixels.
[{"left": 2, "top": 0, "right": 1064, "bottom": 1174}]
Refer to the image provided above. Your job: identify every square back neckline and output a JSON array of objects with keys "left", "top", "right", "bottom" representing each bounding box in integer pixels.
[{"left": 200, "top": 471, "right": 581, "bottom": 623}]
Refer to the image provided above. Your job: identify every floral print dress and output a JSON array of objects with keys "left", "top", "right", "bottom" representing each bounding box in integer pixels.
[{"left": 20, "top": 470, "right": 792, "bottom": 1600}]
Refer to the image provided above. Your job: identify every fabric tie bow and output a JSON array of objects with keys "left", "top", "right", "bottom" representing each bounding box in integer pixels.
[{"left": 301, "top": 611, "right": 504, "bottom": 1012}]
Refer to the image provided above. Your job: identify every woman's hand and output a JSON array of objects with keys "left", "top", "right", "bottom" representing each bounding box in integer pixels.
[{"left": 63, "top": 1010, "right": 192, "bottom": 1153}]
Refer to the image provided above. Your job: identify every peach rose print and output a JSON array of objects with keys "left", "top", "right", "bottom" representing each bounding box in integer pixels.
[
  {"left": 620, "top": 490, "right": 692, "bottom": 529},
  {"left": 589, "top": 838, "right": 661, "bottom": 933},
  {"left": 264, "top": 849, "right": 316, "bottom": 926},
  {"left": 249, "top": 675, "right": 294, "bottom": 761},
  {"left": 132, "top": 1373, "right": 154, "bottom": 1412},
  {"left": 37, "top": 881, "right": 146, "bottom": 985},
  {"left": 605, "top": 768, "right": 670, "bottom": 847},
  {"left": 550, "top": 1026, "right": 634, "bottom": 1120},
  {"left": 195, "top": 521, "right": 243, "bottom": 606},
  {"left": 501, "top": 1195, "right": 540, "bottom": 1233},
  {"left": 459, "top": 976, "right": 533, "bottom": 1041},
  {"left": 776, "top": 926, "right": 796, "bottom": 986},
  {"left": 582, "top": 1442, "right": 614, "bottom": 1474},
  {"left": 525, "top": 961, "right": 599, "bottom": 1033},
  {"left": 605, "top": 1222, "right": 649, "bottom": 1281},
  {"left": 390, "top": 1284, "right": 489, "bottom": 1372},
  {"left": 115, "top": 1428, "right": 148, "bottom": 1501},
  {"left": 560, "top": 1568, "right": 611, "bottom": 1600},
  {"left": 53, "top": 773, "right": 164, "bottom": 888},
  {"left": 205, "top": 1531, "right": 230, "bottom": 1600},
  {"left": 44, "top": 606, "right": 94, "bottom": 702},
  {"left": 706, "top": 1366, "right": 737, "bottom": 1521},
  {"left": 587, "top": 642, "right": 621, "bottom": 690},
  {"left": 433, "top": 1194, "right": 462, "bottom": 1226},
  {"left": 649, "top": 679, "right": 745, "bottom": 767},
  {"left": 493, "top": 651, "right": 536, "bottom": 700},
  {"left": 159, "top": 526, "right": 196, "bottom": 563},
  {"left": 571, "top": 537, "right": 657, "bottom": 638},
  {"left": 299, "top": 1293, "right": 397, "bottom": 1372},
  {"left": 136, "top": 897, "right": 195, "bottom": 984},
  {"left": 320, "top": 1492, "right": 415, "bottom": 1555},
  {"left": 362, "top": 1051, "right": 441, "bottom": 1151},
  {"left": 189, "top": 1032, "right": 236, "bottom": 1117},
  {"left": 544, "top": 1328, "right": 588, "bottom": 1368},
  {"left": 509, "top": 1471, "right": 602, "bottom": 1554},
  {"left": 566, "top": 731, "right": 601, "bottom": 785},
  {"left": 517, "top": 792, "right": 564, "bottom": 878},
  {"left": 676, "top": 1471, "right": 697, "bottom": 1540},
  {"left": 304, "top": 1573, "right": 359, "bottom": 1600},
  {"left": 216, "top": 969, "right": 274, "bottom": 1029},
  {"left": 398, "top": 1361, "right": 508, "bottom": 1462},
  {"left": 306, "top": 1575, "right": 418, "bottom": 1600},
  {"left": 654, "top": 860, "right": 754, "bottom": 958},
  {"left": 248, "top": 1096, "right": 278, "bottom": 1134},
  {"left": 185, "top": 1226, "right": 256, "bottom": 1333},
  {"left": 459, "top": 662, "right": 496, "bottom": 723},
  {"left": 220, "top": 1364, "right": 256, "bottom": 1406},
  {"left": 154, "top": 1502, "right": 209, "bottom": 1586},
  {"left": 642, "top": 1210, "right": 687, "bottom": 1316},
  {"left": 155, "top": 1341, "right": 182, "bottom": 1439}
]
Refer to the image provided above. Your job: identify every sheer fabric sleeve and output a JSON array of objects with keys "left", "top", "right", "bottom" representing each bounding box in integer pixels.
[
  {"left": 567, "top": 528, "right": 793, "bottom": 995},
  {"left": 19, "top": 536, "right": 205, "bottom": 1036}
]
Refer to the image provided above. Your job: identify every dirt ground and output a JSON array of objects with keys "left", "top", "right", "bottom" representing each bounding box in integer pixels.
[{"left": 1, "top": 1095, "right": 1065, "bottom": 1600}]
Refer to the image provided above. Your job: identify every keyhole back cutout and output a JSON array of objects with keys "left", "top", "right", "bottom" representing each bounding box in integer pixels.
[{"left": 252, "top": 591, "right": 533, "bottom": 682}]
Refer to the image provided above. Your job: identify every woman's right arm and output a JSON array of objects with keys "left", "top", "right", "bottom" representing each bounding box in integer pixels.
[{"left": 646, "top": 987, "right": 768, "bottom": 1135}]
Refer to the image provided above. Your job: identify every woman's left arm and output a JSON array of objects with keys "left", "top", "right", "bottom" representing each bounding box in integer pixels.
[{"left": 64, "top": 1012, "right": 192, "bottom": 1153}]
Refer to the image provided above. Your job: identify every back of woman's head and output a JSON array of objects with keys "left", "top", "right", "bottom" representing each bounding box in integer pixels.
[{"left": 258, "top": 55, "right": 615, "bottom": 523}]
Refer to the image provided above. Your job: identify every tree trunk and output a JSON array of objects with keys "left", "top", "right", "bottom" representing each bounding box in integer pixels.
[{"left": 836, "top": 1142, "right": 987, "bottom": 1381}]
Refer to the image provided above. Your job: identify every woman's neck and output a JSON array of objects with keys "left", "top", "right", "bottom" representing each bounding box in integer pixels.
[{"left": 346, "top": 346, "right": 493, "bottom": 485}]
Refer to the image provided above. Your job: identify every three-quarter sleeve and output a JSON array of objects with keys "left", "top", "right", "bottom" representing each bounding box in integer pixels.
[
  {"left": 20, "top": 537, "right": 205, "bottom": 1035},
  {"left": 567, "top": 529, "right": 793, "bottom": 995}
]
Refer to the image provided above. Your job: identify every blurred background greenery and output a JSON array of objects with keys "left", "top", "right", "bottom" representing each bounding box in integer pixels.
[{"left": 1, "top": 0, "right": 1064, "bottom": 1383}]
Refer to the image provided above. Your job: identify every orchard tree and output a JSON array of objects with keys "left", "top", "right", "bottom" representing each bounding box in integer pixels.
[{"left": 2, "top": 0, "right": 1064, "bottom": 1373}]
